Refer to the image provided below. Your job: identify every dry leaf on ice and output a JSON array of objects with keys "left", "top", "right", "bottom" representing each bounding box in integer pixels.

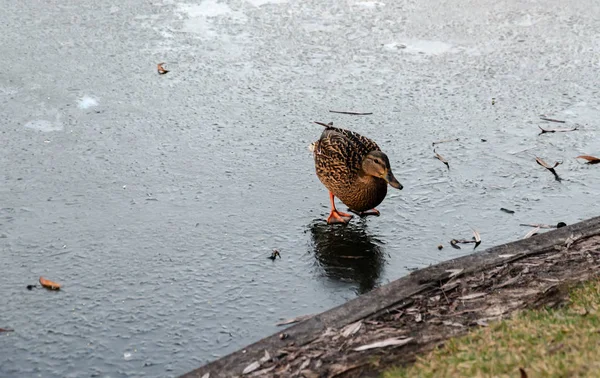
[{"left": 39, "top": 277, "right": 61, "bottom": 290}]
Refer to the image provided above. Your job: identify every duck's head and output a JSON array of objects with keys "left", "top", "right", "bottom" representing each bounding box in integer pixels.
[{"left": 362, "top": 151, "right": 403, "bottom": 190}]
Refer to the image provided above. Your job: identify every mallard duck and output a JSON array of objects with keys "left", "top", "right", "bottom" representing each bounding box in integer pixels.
[{"left": 311, "top": 121, "right": 402, "bottom": 224}]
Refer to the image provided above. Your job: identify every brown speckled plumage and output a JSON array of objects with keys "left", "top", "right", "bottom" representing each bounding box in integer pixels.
[{"left": 313, "top": 123, "right": 389, "bottom": 212}]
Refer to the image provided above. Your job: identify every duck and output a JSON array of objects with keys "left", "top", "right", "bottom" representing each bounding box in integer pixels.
[{"left": 311, "top": 121, "right": 403, "bottom": 224}]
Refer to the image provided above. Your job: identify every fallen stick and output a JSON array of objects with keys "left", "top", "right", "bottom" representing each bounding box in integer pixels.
[
  {"left": 432, "top": 138, "right": 459, "bottom": 146},
  {"left": 540, "top": 117, "right": 566, "bottom": 123},
  {"left": 329, "top": 110, "right": 373, "bottom": 115}
]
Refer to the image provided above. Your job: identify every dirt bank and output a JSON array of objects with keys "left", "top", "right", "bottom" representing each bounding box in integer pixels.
[{"left": 180, "top": 216, "right": 600, "bottom": 378}]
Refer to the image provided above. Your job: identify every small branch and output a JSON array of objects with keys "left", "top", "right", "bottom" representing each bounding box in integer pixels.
[
  {"left": 329, "top": 110, "right": 373, "bottom": 115},
  {"left": 540, "top": 117, "right": 566, "bottom": 123},
  {"left": 314, "top": 121, "right": 333, "bottom": 128},
  {"left": 432, "top": 138, "right": 459, "bottom": 146}
]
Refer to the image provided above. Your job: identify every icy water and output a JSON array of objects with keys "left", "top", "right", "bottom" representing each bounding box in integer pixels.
[{"left": 2, "top": 0, "right": 600, "bottom": 376}]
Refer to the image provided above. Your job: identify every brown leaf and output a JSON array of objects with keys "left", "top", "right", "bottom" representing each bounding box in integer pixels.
[
  {"left": 433, "top": 149, "right": 450, "bottom": 169},
  {"left": 39, "top": 277, "right": 61, "bottom": 290},
  {"left": 576, "top": 155, "right": 600, "bottom": 164},
  {"left": 535, "top": 157, "right": 560, "bottom": 169},
  {"left": 0, "top": 328, "right": 14, "bottom": 332},
  {"left": 535, "top": 157, "right": 561, "bottom": 181},
  {"left": 519, "top": 367, "right": 528, "bottom": 378},
  {"left": 157, "top": 62, "right": 169, "bottom": 75}
]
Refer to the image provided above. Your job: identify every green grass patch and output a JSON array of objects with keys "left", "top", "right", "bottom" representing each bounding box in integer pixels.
[{"left": 384, "top": 279, "right": 600, "bottom": 378}]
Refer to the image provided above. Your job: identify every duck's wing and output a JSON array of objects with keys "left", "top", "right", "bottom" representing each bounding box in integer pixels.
[
  {"left": 334, "top": 127, "right": 381, "bottom": 154},
  {"left": 314, "top": 126, "right": 379, "bottom": 178}
]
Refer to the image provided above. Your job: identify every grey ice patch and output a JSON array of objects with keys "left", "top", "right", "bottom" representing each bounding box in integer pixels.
[
  {"left": 24, "top": 120, "right": 64, "bottom": 132},
  {"left": 384, "top": 40, "right": 454, "bottom": 55},
  {"left": 176, "top": 1, "right": 247, "bottom": 35},
  {"left": 245, "top": 0, "right": 287, "bottom": 6},
  {"left": 354, "top": 1, "right": 385, "bottom": 9}
]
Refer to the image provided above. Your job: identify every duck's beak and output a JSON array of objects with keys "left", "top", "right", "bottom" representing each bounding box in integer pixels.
[{"left": 385, "top": 171, "right": 403, "bottom": 190}]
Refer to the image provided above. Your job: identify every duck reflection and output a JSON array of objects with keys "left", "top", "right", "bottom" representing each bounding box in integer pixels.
[{"left": 308, "top": 220, "right": 386, "bottom": 295}]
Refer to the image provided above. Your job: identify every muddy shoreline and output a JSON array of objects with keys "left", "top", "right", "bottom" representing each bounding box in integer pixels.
[{"left": 180, "top": 216, "right": 600, "bottom": 378}]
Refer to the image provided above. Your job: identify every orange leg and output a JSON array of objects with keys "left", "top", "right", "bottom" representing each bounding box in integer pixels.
[
  {"left": 349, "top": 208, "right": 380, "bottom": 217},
  {"left": 327, "top": 192, "right": 353, "bottom": 224}
]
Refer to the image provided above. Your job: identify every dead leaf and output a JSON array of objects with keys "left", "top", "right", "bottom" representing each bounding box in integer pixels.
[
  {"left": 446, "top": 268, "right": 464, "bottom": 278},
  {"left": 249, "top": 366, "right": 275, "bottom": 377},
  {"left": 576, "top": 155, "right": 600, "bottom": 164},
  {"left": 0, "top": 328, "right": 14, "bottom": 332},
  {"left": 298, "top": 359, "right": 311, "bottom": 370},
  {"left": 276, "top": 314, "right": 313, "bottom": 326},
  {"left": 242, "top": 361, "right": 261, "bottom": 375},
  {"left": 519, "top": 367, "right": 528, "bottom": 378},
  {"left": 414, "top": 313, "right": 423, "bottom": 322},
  {"left": 535, "top": 157, "right": 562, "bottom": 181},
  {"left": 201, "top": 374, "right": 210, "bottom": 378},
  {"left": 458, "top": 292, "right": 487, "bottom": 300},
  {"left": 535, "top": 156, "right": 560, "bottom": 169},
  {"left": 157, "top": 62, "right": 169, "bottom": 75},
  {"left": 471, "top": 228, "right": 481, "bottom": 250},
  {"left": 353, "top": 337, "right": 413, "bottom": 351},
  {"left": 259, "top": 350, "right": 271, "bottom": 364},
  {"left": 329, "top": 363, "right": 367, "bottom": 377},
  {"left": 341, "top": 321, "right": 362, "bottom": 337},
  {"left": 298, "top": 370, "right": 319, "bottom": 378},
  {"left": 500, "top": 208, "right": 515, "bottom": 214},
  {"left": 442, "top": 321, "right": 464, "bottom": 328},
  {"left": 434, "top": 149, "right": 450, "bottom": 169},
  {"left": 538, "top": 125, "right": 578, "bottom": 134},
  {"left": 39, "top": 277, "right": 61, "bottom": 290},
  {"left": 523, "top": 226, "right": 541, "bottom": 239}
]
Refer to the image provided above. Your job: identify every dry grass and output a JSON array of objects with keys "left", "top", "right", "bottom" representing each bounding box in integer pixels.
[{"left": 384, "top": 279, "right": 600, "bottom": 378}]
